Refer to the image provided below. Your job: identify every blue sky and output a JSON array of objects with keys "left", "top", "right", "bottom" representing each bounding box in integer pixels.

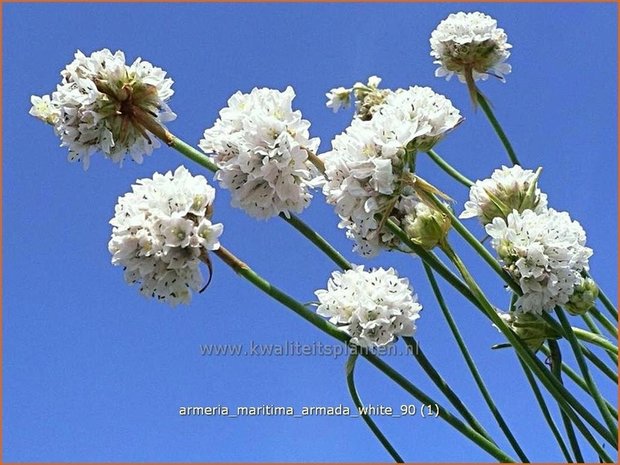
[{"left": 3, "top": 2, "right": 617, "bottom": 462}]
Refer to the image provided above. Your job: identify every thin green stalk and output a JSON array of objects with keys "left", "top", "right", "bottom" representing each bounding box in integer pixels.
[
  {"left": 346, "top": 354, "right": 404, "bottom": 463},
  {"left": 517, "top": 356, "right": 573, "bottom": 462},
  {"left": 422, "top": 263, "right": 529, "bottom": 461},
  {"left": 476, "top": 91, "right": 520, "bottom": 166},
  {"left": 585, "top": 272, "right": 618, "bottom": 321},
  {"left": 590, "top": 307, "right": 618, "bottom": 338},
  {"left": 548, "top": 339, "right": 584, "bottom": 463},
  {"left": 440, "top": 243, "right": 617, "bottom": 447},
  {"left": 425, "top": 149, "right": 474, "bottom": 188},
  {"left": 571, "top": 327, "right": 618, "bottom": 360},
  {"left": 582, "top": 313, "right": 618, "bottom": 364},
  {"left": 555, "top": 308, "right": 618, "bottom": 439},
  {"left": 540, "top": 345, "right": 618, "bottom": 419},
  {"left": 210, "top": 247, "right": 516, "bottom": 462},
  {"left": 402, "top": 337, "right": 497, "bottom": 446}
]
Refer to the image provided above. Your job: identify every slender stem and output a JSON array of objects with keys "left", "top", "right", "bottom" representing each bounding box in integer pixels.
[
  {"left": 555, "top": 308, "right": 618, "bottom": 439},
  {"left": 582, "top": 313, "right": 618, "bottom": 364},
  {"left": 425, "top": 150, "right": 474, "bottom": 188},
  {"left": 208, "top": 246, "right": 516, "bottom": 462},
  {"left": 585, "top": 272, "right": 618, "bottom": 321},
  {"left": 441, "top": 243, "right": 617, "bottom": 447},
  {"left": 345, "top": 354, "right": 404, "bottom": 463},
  {"left": 590, "top": 307, "right": 618, "bottom": 338},
  {"left": 476, "top": 91, "right": 520, "bottom": 166},
  {"left": 422, "top": 264, "right": 529, "bottom": 461},
  {"left": 402, "top": 337, "right": 496, "bottom": 445},
  {"left": 571, "top": 327, "right": 618, "bottom": 359},
  {"left": 548, "top": 339, "right": 584, "bottom": 463},
  {"left": 539, "top": 345, "right": 618, "bottom": 419},
  {"left": 517, "top": 356, "right": 573, "bottom": 462}
]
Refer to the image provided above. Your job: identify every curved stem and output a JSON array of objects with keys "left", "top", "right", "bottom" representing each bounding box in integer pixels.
[
  {"left": 585, "top": 271, "right": 618, "bottom": 321},
  {"left": 548, "top": 339, "right": 584, "bottom": 463},
  {"left": 582, "top": 313, "right": 618, "bottom": 364},
  {"left": 440, "top": 242, "right": 617, "bottom": 447},
  {"left": 590, "top": 307, "right": 618, "bottom": 338},
  {"left": 555, "top": 308, "right": 618, "bottom": 439},
  {"left": 345, "top": 354, "right": 404, "bottom": 463},
  {"left": 402, "top": 337, "right": 496, "bottom": 445},
  {"left": 425, "top": 150, "right": 474, "bottom": 188},
  {"left": 517, "top": 356, "right": 573, "bottom": 462},
  {"left": 210, "top": 246, "right": 516, "bottom": 462},
  {"left": 422, "top": 264, "right": 529, "bottom": 461},
  {"left": 571, "top": 327, "right": 618, "bottom": 359},
  {"left": 476, "top": 91, "right": 520, "bottom": 166}
]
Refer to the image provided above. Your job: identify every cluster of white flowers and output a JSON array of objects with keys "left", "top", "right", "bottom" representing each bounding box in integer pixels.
[
  {"left": 315, "top": 266, "right": 422, "bottom": 348},
  {"left": 430, "top": 11, "right": 512, "bottom": 82},
  {"left": 486, "top": 209, "right": 592, "bottom": 314},
  {"left": 321, "top": 86, "right": 461, "bottom": 256},
  {"left": 460, "top": 165, "right": 548, "bottom": 224},
  {"left": 326, "top": 76, "right": 388, "bottom": 120},
  {"left": 30, "top": 49, "right": 175, "bottom": 169},
  {"left": 200, "top": 87, "right": 320, "bottom": 219},
  {"left": 108, "top": 166, "right": 223, "bottom": 306}
]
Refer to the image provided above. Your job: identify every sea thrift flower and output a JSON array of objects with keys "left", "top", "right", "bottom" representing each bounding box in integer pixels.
[
  {"left": 315, "top": 266, "right": 422, "bottom": 348},
  {"left": 199, "top": 87, "right": 320, "bottom": 219},
  {"left": 326, "top": 86, "right": 352, "bottom": 113},
  {"left": 486, "top": 209, "right": 593, "bottom": 314},
  {"left": 430, "top": 12, "right": 512, "bottom": 83},
  {"left": 321, "top": 86, "right": 460, "bottom": 256},
  {"left": 460, "top": 165, "right": 547, "bottom": 225},
  {"left": 108, "top": 166, "right": 223, "bottom": 306},
  {"left": 30, "top": 49, "right": 175, "bottom": 169}
]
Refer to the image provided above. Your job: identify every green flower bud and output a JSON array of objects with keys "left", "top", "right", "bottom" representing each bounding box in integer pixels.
[
  {"left": 403, "top": 202, "right": 451, "bottom": 251},
  {"left": 498, "top": 311, "right": 562, "bottom": 352},
  {"left": 565, "top": 277, "right": 599, "bottom": 316}
]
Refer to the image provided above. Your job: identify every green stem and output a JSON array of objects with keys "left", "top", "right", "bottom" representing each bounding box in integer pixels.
[
  {"left": 555, "top": 308, "right": 618, "bottom": 439},
  {"left": 402, "top": 337, "right": 497, "bottom": 446},
  {"left": 211, "top": 246, "right": 516, "bottom": 462},
  {"left": 585, "top": 272, "right": 618, "bottom": 321},
  {"left": 582, "top": 313, "right": 618, "bottom": 364},
  {"left": 572, "top": 327, "right": 618, "bottom": 359},
  {"left": 346, "top": 354, "right": 404, "bottom": 463},
  {"left": 476, "top": 91, "right": 520, "bottom": 166},
  {"left": 590, "top": 307, "right": 618, "bottom": 338},
  {"left": 548, "top": 339, "right": 584, "bottom": 463},
  {"left": 440, "top": 243, "right": 617, "bottom": 447},
  {"left": 425, "top": 149, "right": 474, "bottom": 188},
  {"left": 517, "top": 356, "right": 573, "bottom": 462},
  {"left": 422, "top": 263, "right": 529, "bottom": 461}
]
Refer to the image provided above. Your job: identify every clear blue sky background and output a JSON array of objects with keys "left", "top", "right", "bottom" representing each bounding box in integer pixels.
[{"left": 3, "top": 2, "right": 617, "bottom": 462}]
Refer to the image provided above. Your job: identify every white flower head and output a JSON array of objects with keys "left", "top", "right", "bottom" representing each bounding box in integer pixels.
[
  {"left": 315, "top": 266, "right": 422, "bottom": 348},
  {"left": 199, "top": 86, "right": 320, "bottom": 219},
  {"left": 108, "top": 166, "right": 223, "bottom": 306},
  {"left": 326, "top": 86, "right": 352, "bottom": 113},
  {"left": 486, "top": 209, "right": 593, "bottom": 315},
  {"left": 430, "top": 12, "right": 512, "bottom": 83},
  {"left": 460, "top": 165, "right": 548, "bottom": 224},
  {"left": 32, "top": 49, "right": 176, "bottom": 169},
  {"left": 321, "top": 86, "right": 460, "bottom": 256}
]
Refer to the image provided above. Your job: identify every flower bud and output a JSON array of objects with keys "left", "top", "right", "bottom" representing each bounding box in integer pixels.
[
  {"left": 403, "top": 202, "right": 451, "bottom": 250},
  {"left": 565, "top": 277, "right": 598, "bottom": 316},
  {"left": 498, "top": 311, "right": 562, "bottom": 352}
]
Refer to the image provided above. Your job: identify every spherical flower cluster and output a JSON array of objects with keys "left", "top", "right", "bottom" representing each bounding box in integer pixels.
[
  {"left": 460, "top": 165, "right": 548, "bottom": 225},
  {"left": 486, "top": 209, "right": 593, "bottom": 314},
  {"left": 430, "top": 12, "right": 512, "bottom": 82},
  {"left": 321, "top": 86, "right": 461, "bottom": 256},
  {"left": 199, "top": 87, "right": 320, "bottom": 219},
  {"left": 30, "top": 49, "right": 175, "bottom": 169},
  {"left": 315, "top": 266, "right": 422, "bottom": 348},
  {"left": 108, "top": 166, "right": 223, "bottom": 306}
]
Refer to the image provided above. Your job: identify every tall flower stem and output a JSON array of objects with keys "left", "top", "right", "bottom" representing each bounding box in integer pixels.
[
  {"left": 585, "top": 272, "right": 618, "bottom": 321},
  {"left": 425, "top": 150, "right": 474, "bottom": 188},
  {"left": 476, "top": 91, "right": 520, "bottom": 165},
  {"left": 590, "top": 307, "right": 618, "bottom": 338},
  {"left": 554, "top": 308, "right": 619, "bottom": 439},
  {"left": 422, "top": 263, "right": 529, "bottom": 461},
  {"left": 571, "top": 327, "right": 618, "bottom": 359},
  {"left": 208, "top": 246, "right": 516, "bottom": 462},
  {"left": 401, "top": 337, "right": 497, "bottom": 445},
  {"left": 548, "top": 339, "right": 584, "bottom": 463},
  {"left": 346, "top": 354, "right": 404, "bottom": 463},
  {"left": 439, "top": 242, "right": 616, "bottom": 447},
  {"left": 516, "top": 356, "right": 573, "bottom": 462},
  {"left": 582, "top": 313, "right": 618, "bottom": 364}
]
